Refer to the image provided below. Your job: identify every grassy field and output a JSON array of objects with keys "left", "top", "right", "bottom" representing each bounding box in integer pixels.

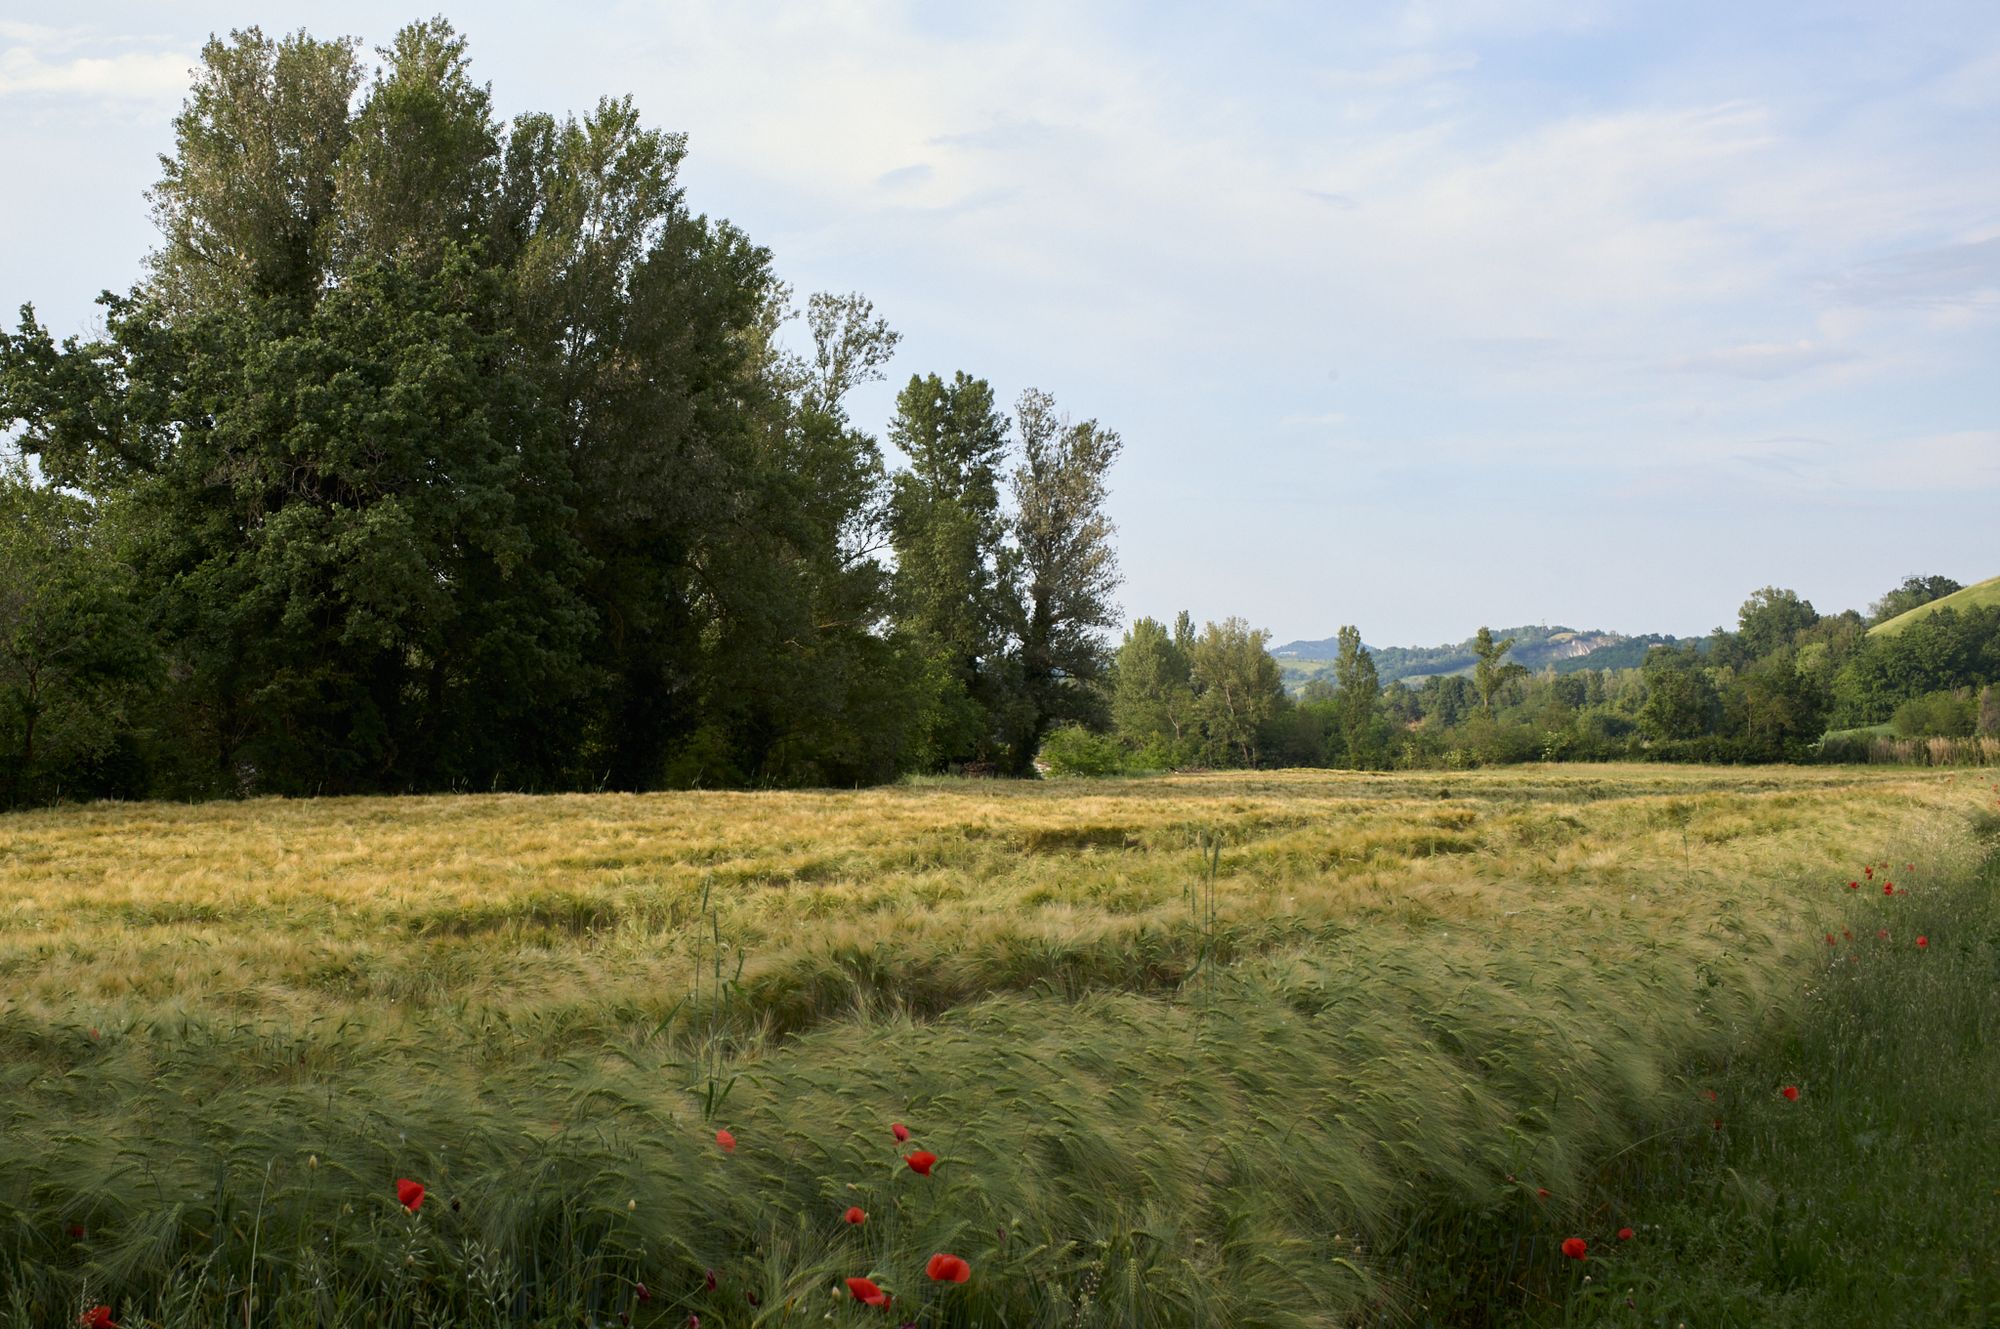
[
  {"left": 1869, "top": 573, "right": 2000, "bottom": 636},
  {"left": 0, "top": 766, "right": 1992, "bottom": 1326}
]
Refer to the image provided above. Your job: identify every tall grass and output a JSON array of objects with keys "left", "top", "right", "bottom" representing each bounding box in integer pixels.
[
  {"left": 0, "top": 767, "right": 1979, "bottom": 1325},
  {"left": 1510, "top": 809, "right": 2000, "bottom": 1328},
  {"left": 1819, "top": 734, "right": 2000, "bottom": 766}
]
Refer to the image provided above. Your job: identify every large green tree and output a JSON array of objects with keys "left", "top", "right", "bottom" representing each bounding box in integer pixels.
[
  {"left": 0, "top": 20, "right": 923, "bottom": 797},
  {"left": 1006, "top": 389, "right": 1122, "bottom": 773},
  {"left": 1188, "top": 617, "right": 1287, "bottom": 767},
  {"left": 886, "top": 371, "right": 1014, "bottom": 769},
  {"left": 1331, "top": 624, "right": 1380, "bottom": 766},
  {"left": 1110, "top": 616, "right": 1195, "bottom": 762}
]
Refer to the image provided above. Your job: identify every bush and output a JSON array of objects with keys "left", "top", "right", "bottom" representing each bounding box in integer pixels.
[
  {"left": 1036, "top": 723, "right": 1126, "bottom": 777},
  {"left": 1890, "top": 690, "right": 1977, "bottom": 738}
]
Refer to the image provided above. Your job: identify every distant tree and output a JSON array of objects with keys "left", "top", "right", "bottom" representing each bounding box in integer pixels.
[
  {"left": 1869, "top": 574, "right": 1962, "bottom": 626},
  {"left": 1736, "top": 586, "right": 1820, "bottom": 660},
  {"left": 1111, "top": 616, "right": 1194, "bottom": 759},
  {"left": 1471, "top": 626, "right": 1528, "bottom": 717},
  {"left": 1188, "top": 617, "right": 1287, "bottom": 766},
  {"left": 1006, "top": 388, "right": 1123, "bottom": 773},
  {"left": 1737, "top": 652, "right": 1831, "bottom": 759},
  {"left": 1331, "top": 625, "right": 1380, "bottom": 766},
  {"left": 1638, "top": 646, "right": 1721, "bottom": 741}
]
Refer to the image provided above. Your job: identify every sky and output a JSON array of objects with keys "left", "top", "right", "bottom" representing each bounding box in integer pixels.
[{"left": 2, "top": 1, "right": 1996, "bottom": 646}]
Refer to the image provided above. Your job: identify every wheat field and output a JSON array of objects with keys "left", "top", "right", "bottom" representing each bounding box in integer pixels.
[{"left": 0, "top": 765, "right": 1987, "bottom": 1326}]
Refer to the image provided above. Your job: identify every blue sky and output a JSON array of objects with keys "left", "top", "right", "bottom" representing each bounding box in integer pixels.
[{"left": 3, "top": 2, "right": 1996, "bottom": 645}]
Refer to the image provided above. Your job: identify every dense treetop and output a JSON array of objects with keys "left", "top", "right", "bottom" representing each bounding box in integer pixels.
[{"left": 0, "top": 21, "right": 1121, "bottom": 804}]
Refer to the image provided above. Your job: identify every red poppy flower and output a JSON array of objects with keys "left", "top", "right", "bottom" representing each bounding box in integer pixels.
[
  {"left": 892, "top": 1122, "right": 910, "bottom": 1143},
  {"left": 66, "top": 1223, "right": 86, "bottom": 1239},
  {"left": 1847, "top": 881, "right": 1859, "bottom": 890},
  {"left": 1864, "top": 867, "right": 1872, "bottom": 877},
  {"left": 1877, "top": 929, "right": 1889, "bottom": 940},
  {"left": 1916, "top": 935, "right": 1929, "bottom": 949},
  {"left": 1702, "top": 1088, "right": 1718, "bottom": 1102},
  {"left": 715, "top": 1128, "right": 736, "bottom": 1153},
  {"left": 688, "top": 1317, "right": 699, "bottom": 1329},
  {"left": 1617, "top": 1226, "right": 1635, "bottom": 1241},
  {"left": 395, "top": 1178, "right": 425, "bottom": 1212},
  {"left": 1712, "top": 1117, "right": 1723, "bottom": 1131},
  {"left": 904, "top": 1150, "right": 938, "bottom": 1176},
  {"left": 705, "top": 1269, "right": 718, "bottom": 1292},
  {"left": 1536, "top": 1187, "right": 1550, "bottom": 1200},
  {"left": 636, "top": 1283, "right": 651, "bottom": 1302},
  {"left": 1781, "top": 1085, "right": 1800, "bottom": 1102},
  {"left": 1561, "top": 1237, "right": 1588, "bottom": 1260},
  {"left": 1825, "top": 933, "right": 1836, "bottom": 946},
  {"left": 845, "top": 1276, "right": 892, "bottom": 1307},
  {"left": 926, "top": 1252, "right": 972, "bottom": 1283},
  {"left": 1883, "top": 883, "right": 1894, "bottom": 895},
  {"left": 80, "top": 1310, "right": 116, "bottom": 1329},
  {"left": 844, "top": 1206, "right": 867, "bottom": 1225}
]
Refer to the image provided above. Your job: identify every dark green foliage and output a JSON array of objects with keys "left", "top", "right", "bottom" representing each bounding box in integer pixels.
[
  {"left": 1868, "top": 572, "right": 1962, "bottom": 625},
  {"left": 886, "top": 371, "right": 1016, "bottom": 769},
  {"left": 3, "top": 20, "right": 1036, "bottom": 801},
  {"left": 1832, "top": 606, "right": 2000, "bottom": 727},
  {"left": 1889, "top": 689, "right": 1979, "bottom": 738},
  {"left": 0, "top": 467, "right": 152, "bottom": 804}
]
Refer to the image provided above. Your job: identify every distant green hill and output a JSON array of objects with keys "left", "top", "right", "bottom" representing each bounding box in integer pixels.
[{"left": 1869, "top": 575, "right": 2000, "bottom": 636}]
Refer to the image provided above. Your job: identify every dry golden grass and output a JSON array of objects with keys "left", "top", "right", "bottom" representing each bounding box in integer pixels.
[{"left": 0, "top": 765, "right": 1971, "bottom": 1037}]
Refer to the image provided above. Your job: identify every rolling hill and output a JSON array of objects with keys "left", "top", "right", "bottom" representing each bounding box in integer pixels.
[
  {"left": 1869, "top": 574, "right": 2000, "bottom": 636},
  {"left": 1272, "top": 624, "right": 1688, "bottom": 689}
]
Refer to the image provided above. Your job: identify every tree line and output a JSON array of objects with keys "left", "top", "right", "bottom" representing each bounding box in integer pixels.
[
  {"left": 0, "top": 21, "right": 1121, "bottom": 806},
  {"left": 1043, "top": 577, "right": 2000, "bottom": 773}
]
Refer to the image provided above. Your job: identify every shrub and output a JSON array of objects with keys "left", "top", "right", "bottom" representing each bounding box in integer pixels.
[{"left": 1036, "top": 723, "right": 1126, "bottom": 776}]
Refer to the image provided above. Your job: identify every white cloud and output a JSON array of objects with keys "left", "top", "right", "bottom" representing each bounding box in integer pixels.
[{"left": 0, "top": 42, "right": 191, "bottom": 101}]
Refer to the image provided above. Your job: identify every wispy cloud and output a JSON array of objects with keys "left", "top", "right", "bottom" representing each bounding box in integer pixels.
[
  {"left": 1822, "top": 236, "right": 2000, "bottom": 309},
  {"left": 0, "top": 42, "right": 190, "bottom": 101},
  {"left": 1672, "top": 340, "right": 1855, "bottom": 380}
]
